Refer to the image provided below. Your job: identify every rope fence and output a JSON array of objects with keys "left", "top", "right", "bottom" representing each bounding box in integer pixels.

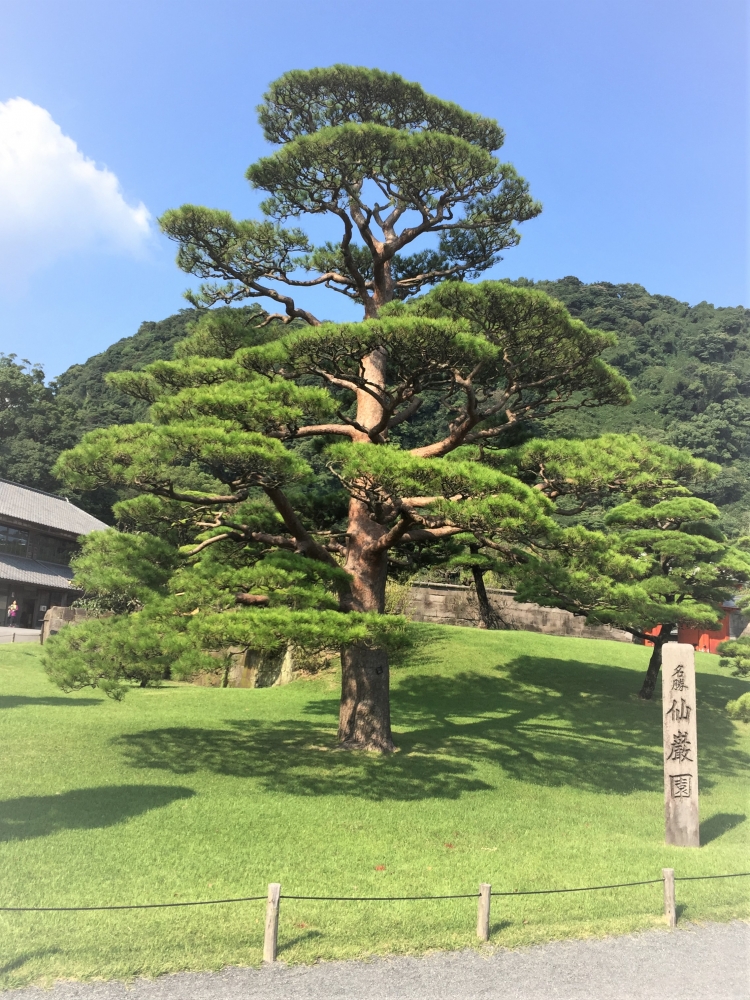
[
  {"left": 0, "top": 631, "right": 41, "bottom": 644},
  {"left": 2, "top": 870, "right": 747, "bottom": 961}
]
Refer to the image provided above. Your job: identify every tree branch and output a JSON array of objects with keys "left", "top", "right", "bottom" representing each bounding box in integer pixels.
[
  {"left": 235, "top": 594, "right": 270, "bottom": 607},
  {"left": 333, "top": 207, "right": 372, "bottom": 308},
  {"left": 372, "top": 512, "right": 416, "bottom": 553},
  {"left": 293, "top": 423, "right": 357, "bottom": 439},
  {"left": 186, "top": 528, "right": 296, "bottom": 556},
  {"left": 396, "top": 525, "right": 465, "bottom": 544},
  {"left": 387, "top": 396, "right": 423, "bottom": 428},
  {"left": 262, "top": 485, "right": 340, "bottom": 568}
]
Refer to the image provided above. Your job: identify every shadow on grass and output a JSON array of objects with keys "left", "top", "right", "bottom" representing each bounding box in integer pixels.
[
  {"left": 490, "top": 920, "right": 512, "bottom": 934},
  {"left": 117, "top": 722, "right": 492, "bottom": 801},
  {"left": 279, "top": 929, "right": 324, "bottom": 952},
  {"left": 700, "top": 813, "right": 747, "bottom": 845},
  {"left": 115, "top": 655, "right": 750, "bottom": 802},
  {"left": 0, "top": 695, "right": 101, "bottom": 710},
  {"left": 0, "top": 785, "right": 195, "bottom": 842},
  {"left": 0, "top": 950, "right": 62, "bottom": 976}
]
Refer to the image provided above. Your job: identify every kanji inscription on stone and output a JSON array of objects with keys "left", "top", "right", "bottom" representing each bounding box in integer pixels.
[{"left": 662, "top": 643, "right": 699, "bottom": 847}]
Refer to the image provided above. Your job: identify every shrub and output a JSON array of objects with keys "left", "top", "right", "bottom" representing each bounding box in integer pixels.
[{"left": 726, "top": 692, "right": 750, "bottom": 723}]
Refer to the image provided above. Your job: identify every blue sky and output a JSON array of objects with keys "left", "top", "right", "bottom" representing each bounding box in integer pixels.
[{"left": 0, "top": 0, "right": 746, "bottom": 378}]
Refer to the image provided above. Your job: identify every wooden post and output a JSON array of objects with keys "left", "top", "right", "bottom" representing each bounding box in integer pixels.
[
  {"left": 11, "top": 632, "right": 14, "bottom": 643},
  {"left": 662, "top": 644, "right": 700, "bottom": 847},
  {"left": 663, "top": 868, "right": 676, "bottom": 928},
  {"left": 477, "top": 882, "right": 491, "bottom": 941},
  {"left": 263, "top": 882, "right": 280, "bottom": 962}
]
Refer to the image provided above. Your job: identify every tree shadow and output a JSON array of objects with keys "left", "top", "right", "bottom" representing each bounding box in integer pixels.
[
  {"left": 114, "top": 654, "right": 750, "bottom": 802},
  {"left": 116, "top": 722, "right": 492, "bottom": 801},
  {"left": 374, "top": 655, "right": 750, "bottom": 795},
  {"left": 0, "top": 950, "right": 61, "bottom": 976},
  {"left": 700, "top": 813, "right": 747, "bottom": 845},
  {"left": 0, "top": 785, "right": 195, "bottom": 842},
  {"left": 0, "top": 695, "right": 102, "bottom": 710}
]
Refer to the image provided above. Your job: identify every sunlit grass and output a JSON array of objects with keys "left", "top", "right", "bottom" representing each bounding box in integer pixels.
[{"left": 0, "top": 628, "right": 748, "bottom": 988}]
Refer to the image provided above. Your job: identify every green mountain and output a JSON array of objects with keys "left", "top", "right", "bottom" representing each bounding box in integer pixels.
[
  {"left": 1, "top": 281, "right": 747, "bottom": 531},
  {"left": 519, "top": 278, "right": 750, "bottom": 535},
  {"left": 0, "top": 311, "right": 197, "bottom": 520},
  {"left": 53, "top": 310, "right": 198, "bottom": 429}
]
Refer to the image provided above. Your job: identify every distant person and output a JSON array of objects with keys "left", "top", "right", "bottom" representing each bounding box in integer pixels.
[{"left": 7, "top": 600, "right": 18, "bottom": 626}]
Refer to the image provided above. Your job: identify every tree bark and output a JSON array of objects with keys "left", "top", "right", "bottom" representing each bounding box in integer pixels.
[
  {"left": 336, "top": 339, "right": 397, "bottom": 751},
  {"left": 469, "top": 545, "right": 508, "bottom": 630},
  {"left": 638, "top": 623, "right": 677, "bottom": 700},
  {"left": 338, "top": 496, "right": 394, "bottom": 751},
  {"left": 338, "top": 643, "right": 394, "bottom": 751}
]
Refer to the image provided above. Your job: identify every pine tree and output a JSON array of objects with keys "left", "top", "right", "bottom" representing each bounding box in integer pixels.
[
  {"left": 502, "top": 436, "right": 750, "bottom": 697},
  {"left": 47, "top": 68, "right": 632, "bottom": 750}
]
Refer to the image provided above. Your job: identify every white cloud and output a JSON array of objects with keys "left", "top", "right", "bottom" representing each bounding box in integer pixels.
[{"left": 0, "top": 97, "right": 151, "bottom": 286}]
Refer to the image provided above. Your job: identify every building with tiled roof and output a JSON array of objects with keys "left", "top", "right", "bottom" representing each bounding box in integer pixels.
[{"left": 0, "top": 480, "right": 107, "bottom": 629}]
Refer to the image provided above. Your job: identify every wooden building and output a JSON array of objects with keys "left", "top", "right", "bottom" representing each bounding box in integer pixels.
[{"left": 0, "top": 480, "right": 107, "bottom": 630}]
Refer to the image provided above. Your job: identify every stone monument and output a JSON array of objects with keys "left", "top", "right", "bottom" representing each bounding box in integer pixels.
[{"left": 662, "top": 643, "right": 699, "bottom": 847}]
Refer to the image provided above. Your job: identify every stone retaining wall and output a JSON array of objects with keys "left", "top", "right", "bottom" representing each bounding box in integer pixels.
[
  {"left": 191, "top": 647, "right": 336, "bottom": 688},
  {"left": 405, "top": 582, "right": 633, "bottom": 642},
  {"left": 41, "top": 606, "right": 93, "bottom": 643}
]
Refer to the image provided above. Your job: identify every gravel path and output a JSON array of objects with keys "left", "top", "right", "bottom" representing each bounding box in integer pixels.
[{"left": 6, "top": 921, "right": 748, "bottom": 1000}]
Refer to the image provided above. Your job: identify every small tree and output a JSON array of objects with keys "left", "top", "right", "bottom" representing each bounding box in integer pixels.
[
  {"left": 717, "top": 587, "right": 750, "bottom": 722},
  {"left": 505, "top": 438, "right": 750, "bottom": 697},
  {"left": 717, "top": 636, "right": 750, "bottom": 679},
  {"left": 49, "top": 68, "right": 632, "bottom": 751},
  {"left": 452, "top": 434, "right": 717, "bottom": 631}
]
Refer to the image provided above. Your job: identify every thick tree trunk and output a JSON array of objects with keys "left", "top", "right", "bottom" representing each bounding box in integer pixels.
[
  {"left": 338, "top": 644, "right": 393, "bottom": 751},
  {"left": 338, "top": 497, "right": 394, "bottom": 751},
  {"left": 638, "top": 623, "right": 677, "bottom": 700},
  {"left": 343, "top": 499, "right": 388, "bottom": 612},
  {"left": 336, "top": 346, "right": 397, "bottom": 751}
]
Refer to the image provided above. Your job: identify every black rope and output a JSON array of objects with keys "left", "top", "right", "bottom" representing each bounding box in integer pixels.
[
  {"left": 675, "top": 872, "right": 750, "bottom": 882},
  {"left": 1, "top": 872, "right": 747, "bottom": 912},
  {"left": 492, "top": 878, "right": 663, "bottom": 897},
  {"left": 0, "top": 895, "right": 267, "bottom": 912},
  {"left": 281, "top": 893, "right": 479, "bottom": 901}
]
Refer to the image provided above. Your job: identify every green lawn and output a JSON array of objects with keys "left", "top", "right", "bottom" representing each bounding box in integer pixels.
[{"left": 1, "top": 628, "right": 748, "bottom": 989}]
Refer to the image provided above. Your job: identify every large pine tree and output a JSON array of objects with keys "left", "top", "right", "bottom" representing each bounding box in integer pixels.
[{"left": 49, "top": 67, "right": 632, "bottom": 750}]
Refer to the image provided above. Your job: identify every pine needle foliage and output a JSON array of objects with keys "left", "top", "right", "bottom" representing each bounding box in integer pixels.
[{"left": 45, "top": 67, "right": 689, "bottom": 749}]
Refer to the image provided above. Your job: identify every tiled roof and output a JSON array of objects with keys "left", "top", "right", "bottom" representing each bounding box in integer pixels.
[
  {"left": 0, "top": 480, "right": 107, "bottom": 536},
  {"left": 0, "top": 553, "right": 77, "bottom": 589}
]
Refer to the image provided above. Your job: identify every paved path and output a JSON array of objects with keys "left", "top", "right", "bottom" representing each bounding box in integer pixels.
[
  {"left": 7, "top": 922, "right": 748, "bottom": 1000},
  {"left": 0, "top": 627, "right": 39, "bottom": 644}
]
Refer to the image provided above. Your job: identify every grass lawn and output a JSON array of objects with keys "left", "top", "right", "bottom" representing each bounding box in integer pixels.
[{"left": 0, "top": 627, "right": 748, "bottom": 988}]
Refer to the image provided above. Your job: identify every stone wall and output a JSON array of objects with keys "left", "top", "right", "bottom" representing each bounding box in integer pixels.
[
  {"left": 41, "top": 606, "right": 93, "bottom": 643},
  {"left": 192, "top": 646, "right": 336, "bottom": 688},
  {"left": 405, "top": 582, "right": 633, "bottom": 642}
]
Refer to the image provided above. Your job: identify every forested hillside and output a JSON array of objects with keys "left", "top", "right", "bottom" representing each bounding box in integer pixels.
[
  {"left": 53, "top": 311, "right": 198, "bottom": 429},
  {"left": 1, "top": 280, "right": 747, "bottom": 530},
  {"left": 521, "top": 278, "right": 750, "bottom": 534},
  {"left": 0, "top": 311, "right": 197, "bottom": 519}
]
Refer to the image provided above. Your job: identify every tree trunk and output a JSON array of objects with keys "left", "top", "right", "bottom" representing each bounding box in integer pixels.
[
  {"left": 638, "top": 623, "right": 677, "bottom": 700},
  {"left": 469, "top": 546, "right": 507, "bottom": 630},
  {"left": 338, "top": 496, "right": 394, "bottom": 751},
  {"left": 338, "top": 643, "right": 393, "bottom": 751},
  {"left": 335, "top": 341, "right": 397, "bottom": 751}
]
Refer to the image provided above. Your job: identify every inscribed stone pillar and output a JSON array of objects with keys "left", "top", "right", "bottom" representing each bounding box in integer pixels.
[{"left": 662, "top": 643, "right": 700, "bottom": 847}]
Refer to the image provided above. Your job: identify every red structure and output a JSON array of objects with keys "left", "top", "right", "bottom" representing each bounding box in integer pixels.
[
  {"left": 645, "top": 602, "right": 745, "bottom": 654},
  {"left": 677, "top": 618, "right": 730, "bottom": 655}
]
